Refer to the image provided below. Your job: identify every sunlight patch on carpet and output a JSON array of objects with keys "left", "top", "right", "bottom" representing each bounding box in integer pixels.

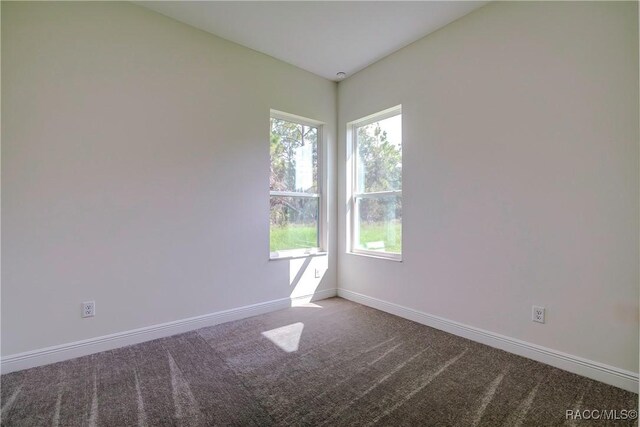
[{"left": 262, "top": 322, "right": 305, "bottom": 352}]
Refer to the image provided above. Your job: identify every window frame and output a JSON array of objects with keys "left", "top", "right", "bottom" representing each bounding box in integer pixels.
[
  {"left": 347, "top": 105, "right": 402, "bottom": 261},
  {"left": 269, "top": 110, "right": 326, "bottom": 260}
]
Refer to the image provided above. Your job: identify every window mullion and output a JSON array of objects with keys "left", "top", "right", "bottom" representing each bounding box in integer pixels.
[
  {"left": 354, "top": 190, "right": 401, "bottom": 199},
  {"left": 270, "top": 191, "right": 319, "bottom": 198}
]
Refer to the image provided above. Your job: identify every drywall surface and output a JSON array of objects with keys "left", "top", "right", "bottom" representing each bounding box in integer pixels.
[
  {"left": 2, "top": 2, "right": 337, "bottom": 355},
  {"left": 337, "top": 1, "right": 639, "bottom": 373}
]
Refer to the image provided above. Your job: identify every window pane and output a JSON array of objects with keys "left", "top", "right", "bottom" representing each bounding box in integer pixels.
[
  {"left": 270, "top": 118, "right": 318, "bottom": 193},
  {"left": 270, "top": 196, "right": 319, "bottom": 252},
  {"left": 356, "top": 114, "right": 402, "bottom": 193},
  {"left": 355, "top": 196, "right": 402, "bottom": 254}
]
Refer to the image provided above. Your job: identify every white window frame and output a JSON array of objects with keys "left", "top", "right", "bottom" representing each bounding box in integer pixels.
[
  {"left": 347, "top": 105, "right": 402, "bottom": 261},
  {"left": 269, "top": 110, "right": 326, "bottom": 260}
]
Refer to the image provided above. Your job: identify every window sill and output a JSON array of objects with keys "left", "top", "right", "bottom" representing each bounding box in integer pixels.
[
  {"left": 269, "top": 251, "right": 328, "bottom": 261},
  {"left": 347, "top": 250, "right": 402, "bottom": 262}
]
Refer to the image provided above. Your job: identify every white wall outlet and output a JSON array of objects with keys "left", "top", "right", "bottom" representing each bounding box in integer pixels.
[
  {"left": 314, "top": 268, "right": 321, "bottom": 278},
  {"left": 82, "top": 301, "right": 95, "bottom": 318},
  {"left": 532, "top": 305, "right": 545, "bottom": 323}
]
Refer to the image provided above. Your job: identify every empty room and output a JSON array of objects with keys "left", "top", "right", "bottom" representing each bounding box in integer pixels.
[{"left": 1, "top": 1, "right": 638, "bottom": 425}]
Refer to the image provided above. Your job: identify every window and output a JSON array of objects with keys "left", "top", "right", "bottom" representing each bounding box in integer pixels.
[
  {"left": 348, "top": 106, "right": 402, "bottom": 260},
  {"left": 270, "top": 111, "right": 323, "bottom": 258}
]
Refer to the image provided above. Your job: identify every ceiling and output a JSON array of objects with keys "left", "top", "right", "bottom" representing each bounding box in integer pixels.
[{"left": 136, "top": 1, "right": 488, "bottom": 81}]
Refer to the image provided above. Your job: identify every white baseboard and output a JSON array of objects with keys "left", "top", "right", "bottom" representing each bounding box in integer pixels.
[
  {"left": 1, "top": 288, "right": 337, "bottom": 375},
  {"left": 338, "top": 289, "right": 638, "bottom": 393}
]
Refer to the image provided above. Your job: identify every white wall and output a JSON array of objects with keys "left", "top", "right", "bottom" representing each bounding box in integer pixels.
[
  {"left": 338, "top": 1, "right": 639, "bottom": 373},
  {"left": 1, "top": 2, "right": 337, "bottom": 356}
]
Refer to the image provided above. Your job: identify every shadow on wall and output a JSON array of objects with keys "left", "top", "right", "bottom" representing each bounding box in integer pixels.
[{"left": 288, "top": 255, "right": 328, "bottom": 305}]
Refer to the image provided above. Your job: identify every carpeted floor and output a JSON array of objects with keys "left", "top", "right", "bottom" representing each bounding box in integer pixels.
[{"left": 1, "top": 297, "right": 637, "bottom": 426}]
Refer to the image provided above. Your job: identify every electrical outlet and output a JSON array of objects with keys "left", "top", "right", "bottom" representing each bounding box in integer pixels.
[
  {"left": 82, "top": 301, "right": 95, "bottom": 318},
  {"left": 314, "top": 268, "right": 321, "bottom": 278},
  {"left": 532, "top": 306, "right": 545, "bottom": 323}
]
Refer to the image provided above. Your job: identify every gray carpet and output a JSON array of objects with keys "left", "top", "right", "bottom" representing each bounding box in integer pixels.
[{"left": 1, "top": 297, "right": 637, "bottom": 426}]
